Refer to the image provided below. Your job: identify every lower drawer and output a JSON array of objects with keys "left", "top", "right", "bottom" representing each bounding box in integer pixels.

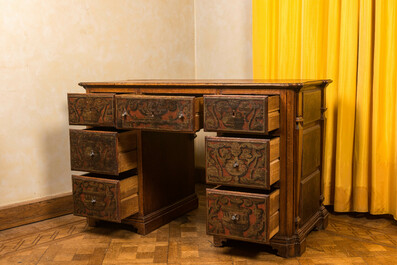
[
  {"left": 72, "top": 173, "right": 139, "bottom": 222},
  {"left": 206, "top": 186, "right": 279, "bottom": 243}
]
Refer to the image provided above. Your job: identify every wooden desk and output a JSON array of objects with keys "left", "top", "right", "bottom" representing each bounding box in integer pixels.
[{"left": 68, "top": 79, "right": 331, "bottom": 257}]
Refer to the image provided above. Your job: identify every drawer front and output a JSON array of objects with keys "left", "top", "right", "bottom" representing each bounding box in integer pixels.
[
  {"left": 206, "top": 137, "right": 280, "bottom": 189},
  {"left": 207, "top": 188, "right": 279, "bottom": 243},
  {"left": 116, "top": 95, "right": 202, "bottom": 132},
  {"left": 204, "top": 95, "right": 279, "bottom": 134},
  {"left": 68, "top": 93, "right": 115, "bottom": 126},
  {"left": 69, "top": 129, "right": 137, "bottom": 175},
  {"left": 72, "top": 174, "right": 139, "bottom": 222}
]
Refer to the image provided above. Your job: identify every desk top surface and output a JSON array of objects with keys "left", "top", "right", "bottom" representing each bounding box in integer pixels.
[{"left": 79, "top": 79, "right": 332, "bottom": 89}]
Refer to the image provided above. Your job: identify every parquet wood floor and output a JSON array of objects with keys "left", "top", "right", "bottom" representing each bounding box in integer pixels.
[{"left": 1, "top": 184, "right": 396, "bottom": 265}]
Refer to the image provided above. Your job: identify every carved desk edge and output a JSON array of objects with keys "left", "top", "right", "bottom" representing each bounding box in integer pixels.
[{"left": 78, "top": 79, "right": 332, "bottom": 93}]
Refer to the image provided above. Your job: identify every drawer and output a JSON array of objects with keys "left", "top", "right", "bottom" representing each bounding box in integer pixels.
[
  {"left": 72, "top": 174, "right": 139, "bottom": 222},
  {"left": 115, "top": 95, "right": 203, "bottom": 132},
  {"left": 68, "top": 93, "right": 115, "bottom": 126},
  {"left": 206, "top": 136, "right": 280, "bottom": 189},
  {"left": 70, "top": 129, "right": 137, "bottom": 175},
  {"left": 204, "top": 95, "right": 279, "bottom": 134},
  {"left": 207, "top": 186, "right": 279, "bottom": 243}
]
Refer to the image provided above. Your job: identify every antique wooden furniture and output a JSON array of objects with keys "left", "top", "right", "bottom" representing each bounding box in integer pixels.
[{"left": 68, "top": 79, "right": 331, "bottom": 257}]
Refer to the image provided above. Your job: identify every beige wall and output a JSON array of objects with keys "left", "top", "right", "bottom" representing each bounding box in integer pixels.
[
  {"left": 195, "top": 0, "right": 253, "bottom": 79},
  {"left": 0, "top": 0, "right": 252, "bottom": 207}
]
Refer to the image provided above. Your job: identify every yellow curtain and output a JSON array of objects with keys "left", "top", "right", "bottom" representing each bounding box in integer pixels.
[{"left": 253, "top": 0, "right": 397, "bottom": 219}]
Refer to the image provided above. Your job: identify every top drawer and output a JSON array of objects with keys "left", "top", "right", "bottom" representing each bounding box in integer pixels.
[
  {"left": 68, "top": 93, "right": 115, "bottom": 127},
  {"left": 115, "top": 95, "right": 202, "bottom": 133},
  {"left": 204, "top": 95, "right": 280, "bottom": 134}
]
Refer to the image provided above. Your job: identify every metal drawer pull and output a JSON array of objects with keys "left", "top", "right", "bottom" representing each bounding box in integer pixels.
[
  {"left": 122, "top": 111, "right": 128, "bottom": 117},
  {"left": 231, "top": 214, "right": 239, "bottom": 221},
  {"left": 233, "top": 162, "right": 239, "bottom": 168},
  {"left": 89, "top": 150, "right": 95, "bottom": 157},
  {"left": 91, "top": 199, "right": 96, "bottom": 205}
]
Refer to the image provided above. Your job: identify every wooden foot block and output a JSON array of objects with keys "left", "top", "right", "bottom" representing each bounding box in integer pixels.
[
  {"left": 87, "top": 218, "right": 98, "bottom": 227},
  {"left": 213, "top": 236, "right": 227, "bottom": 247},
  {"left": 123, "top": 193, "right": 198, "bottom": 235}
]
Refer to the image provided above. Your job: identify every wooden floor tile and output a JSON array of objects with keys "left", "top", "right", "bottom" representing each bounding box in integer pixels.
[
  {"left": 363, "top": 255, "right": 397, "bottom": 264},
  {"left": 298, "top": 257, "right": 368, "bottom": 264}
]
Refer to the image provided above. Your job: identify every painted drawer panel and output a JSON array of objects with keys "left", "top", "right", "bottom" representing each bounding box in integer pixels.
[
  {"left": 116, "top": 95, "right": 202, "bottom": 132},
  {"left": 68, "top": 93, "right": 115, "bottom": 126},
  {"left": 69, "top": 129, "right": 137, "bottom": 175},
  {"left": 204, "top": 95, "right": 279, "bottom": 134},
  {"left": 207, "top": 187, "right": 279, "bottom": 243},
  {"left": 72, "top": 174, "right": 138, "bottom": 222},
  {"left": 206, "top": 136, "right": 280, "bottom": 190}
]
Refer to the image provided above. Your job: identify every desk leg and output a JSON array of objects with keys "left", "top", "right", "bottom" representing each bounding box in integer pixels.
[
  {"left": 86, "top": 218, "right": 98, "bottom": 227},
  {"left": 270, "top": 208, "right": 329, "bottom": 257}
]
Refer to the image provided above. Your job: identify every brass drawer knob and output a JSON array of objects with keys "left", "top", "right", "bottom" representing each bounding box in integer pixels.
[
  {"left": 89, "top": 150, "right": 95, "bottom": 157},
  {"left": 122, "top": 111, "right": 128, "bottom": 117},
  {"left": 91, "top": 199, "right": 96, "bottom": 205},
  {"left": 233, "top": 162, "right": 239, "bottom": 168},
  {"left": 231, "top": 214, "right": 239, "bottom": 221},
  {"left": 178, "top": 113, "right": 185, "bottom": 121}
]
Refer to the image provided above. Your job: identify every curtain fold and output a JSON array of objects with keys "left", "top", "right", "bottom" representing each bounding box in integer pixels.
[
  {"left": 253, "top": 0, "right": 397, "bottom": 219},
  {"left": 371, "top": 0, "right": 397, "bottom": 216},
  {"left": 333, "top": 0, "right": 359, "bottom": 212},
  {"left": 352, "top": 0, "right": 373, "bottom": 212}
]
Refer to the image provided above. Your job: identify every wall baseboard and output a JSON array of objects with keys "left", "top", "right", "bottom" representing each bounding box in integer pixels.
[{"left": 0, "top": 193, "right": 73, "bottom": 231}]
